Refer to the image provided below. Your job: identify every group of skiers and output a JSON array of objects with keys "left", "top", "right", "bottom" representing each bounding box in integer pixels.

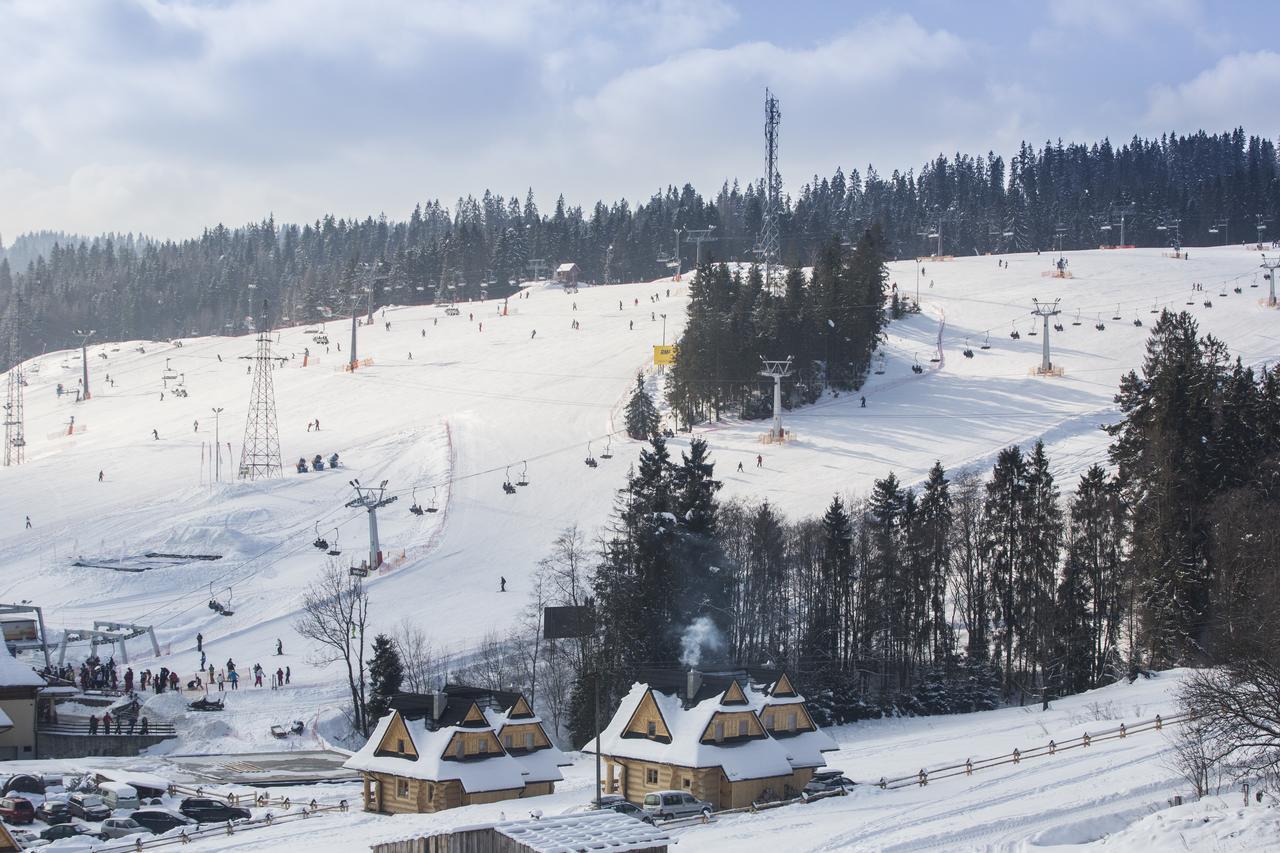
[
  {"left": 297, "top": 452, "right": 339, "bottom": 473},
  {"left": 88, "top": 709, "right": 149, "bottom": 736}
]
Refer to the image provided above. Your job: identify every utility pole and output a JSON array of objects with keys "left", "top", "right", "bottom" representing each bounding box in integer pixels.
[
  {"left": 660, "top": 313, "right": 668, "bottom": 345},
  {"left": 346, "top": 479, "right": 397, "bottom": 570},
  {"left": 1031, "top": 299, "right": 1062, "bottom": 374},
  {"left": 237, "top": 300, "right": 284, "bottom": 480},
  {"left": 682, "top": 226, "right": 717, "bottom": 268},
  {"left": 759, "top": 357, "right": 793, "bottom": 441},
  {"left": 211, "top": 407, "right": 224, "bottom": 481},
  {"left": 349, "top": 297, "right": 360, "bottom": 372},
  {"left": 1261, "top": 255, "right": 1280, "bottom": 307},
  {"left": 75, "top": 329, "right": 95, "bottom": 400}
]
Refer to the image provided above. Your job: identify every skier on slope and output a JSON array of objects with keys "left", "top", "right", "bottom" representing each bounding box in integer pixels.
[{"left": 152, "top": 429, "right": 159, "bottom": 440}]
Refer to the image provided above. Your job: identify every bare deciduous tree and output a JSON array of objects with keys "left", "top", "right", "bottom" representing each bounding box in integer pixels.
[
  {"left": 393, "top": 618, "right": 437, "bottom": 694},
  {"left": 1179, "top": 661, "right": 1280, "bottom": 792},
  {"left": 293, "top": 562, "right": 370, "bottom": 736}
]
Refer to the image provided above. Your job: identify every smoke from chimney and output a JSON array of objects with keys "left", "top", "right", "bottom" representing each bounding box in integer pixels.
[{"left": 679, "top": 616, "right": 724, "bottom": 668}]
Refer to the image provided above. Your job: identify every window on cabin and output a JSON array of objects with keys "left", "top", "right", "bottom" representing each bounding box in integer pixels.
[
  {"left": 479, "top": 738, "right": 489, "bottom": 754},
  {"left": 683, "top": 777, "right": 692, "bottom": 789},
  {"left": 397, "top": 738, "right": 405, "bottom": 753},
  {"left": 645, "top": 768, "right": 658, "bottom": 785},
  {"left": 504, "top": 733, "right": 512, "bottom": 748},
  {"left": 526, "top": 732, "right": 535, "bottom": 750},
  {"left": 714, "top": 721, "right": 724, "bottom": 742},
  {"left": 738, "top": 719, "right": 748, "bottom": 736},
  {"left": 455, "top": 739, "right": 465, "bottom": 758},
  {"left": 427, "top": 784, "right": 434, "bottom": 800},
  {"left": 397, "top": 780, "right": 409, "bottom": 798},
  {"left": 764, "top": 713, "right": 774, "bottom": 730},
  {"left": 787, "top": 712, "right": 797, "bottom": 731},
  {"left": 647, "top": 721, "right": 656, "bottom": 737}
]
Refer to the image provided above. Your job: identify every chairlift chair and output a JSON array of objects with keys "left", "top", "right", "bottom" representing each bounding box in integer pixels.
[
  {"left": 1203, "top": 299, "right": 1213, "bottom": 308},
  {"left": 1234, "top": 286, "right": 1242, "bottom": 294},
  {"left": 516, "top": 461, "right": 529, "bottom": 487},
  {"left": 601, "top": 438, "right": 613, "bottom": 460},
  {"left": 1186, "top": 288, "right": 1196, "bottom": 305},
  {"left": 1218, "top": 286, "right": 1228, "bottom": 297},
  {"left": 426, "top": 487, "right": 439, "bottom": 513},
  {"left": 584, "top": 443, "right": 598, "bottom": 468},
  {"left": 349, "top": 562, "right": 369, "bottom": 578},
  {"left": 1150, "top": 302, "right": 1160, "bottom": 314},
  {"left": 962, "top": 338, "right": 974, "bottom": 359},
  {"left": 502, "top": 467, "right": 517, "bottom": 494},
  {"left": 1009, "top": 321, "right": 1021, "bottom": 340},
  {"left": 1071, "top": 310, "right": 1082, "bottom": 327},
  {"left": 980, "top": 331, "right": 991, "bottom": 350},
  {"left": 911, "top": 354, "right": 924, "bottom": 374},
  {"left": 1133, "top": 312, "right": 1143, "bottom": 328},
  {"left": 1027, "top": 319, "right": 1037, "bottom": 336},
  {"left": 327, "top": 531, "right": 341, "bottom": 557},
  {"left": 312, "top": 522, "right": 329, "bottom": 551},
  {"left": 1111, "top": 305, "right": 1122, "bottom": 321},
  {"left": 409, "top": 488, "right": 425, "bottom": 516},
  {"left": 1095, "top": 314, "right": 1106, "bottom": 331}
]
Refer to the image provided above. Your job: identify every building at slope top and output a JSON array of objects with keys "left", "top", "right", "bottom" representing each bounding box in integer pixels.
[
  {"left": 0, "top": 642, "right": 45, "bottom": 761},
  {"left": 344, "top": 685, "right": 570, "bottom": 814},
  {"left": 584, "top": 669, "right": 838, "bottom": 811}
]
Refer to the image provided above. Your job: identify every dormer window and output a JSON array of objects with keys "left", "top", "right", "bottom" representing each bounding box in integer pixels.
[
  {"left": 526, "top": 732, "right": 535, "bottom": 750},
  {"left": 455, "top": 739, "right": 465, "bottom": 758},
  {"left": 647, "top": 721, "right": 656, "bottom": 737},
  {"left": 787, "top": 712, "right": 797, "bottom": 731},
  {"left": 397, "top": 738, "right": 405, "bottom": 754}
]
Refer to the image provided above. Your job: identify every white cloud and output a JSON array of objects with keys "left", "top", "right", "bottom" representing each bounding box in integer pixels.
[{"left": 1143, "top": 51, "right": 1280, "bottom": 137}]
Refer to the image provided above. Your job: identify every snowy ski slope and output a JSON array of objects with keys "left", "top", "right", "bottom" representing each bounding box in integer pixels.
[{"left": 0, "top": 245, "right": 1276, "bottom": 757}]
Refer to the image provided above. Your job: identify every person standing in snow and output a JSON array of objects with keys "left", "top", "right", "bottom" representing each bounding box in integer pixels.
[
  {"left": 276, "top": 667, "right": 284, "bottom": 689},
  {"left": 228, "top": 668, "right": 239, "bottom": 690},
  {"left": 193, "top": 420, "right": 199, "bottom": 432},
  {"left": 276, "top": 639, "right": 283, "bottom": 656},
  {"left": 756, "top": 454, "right": 763, "bottom": 468},
  {"left": 500, "top": 576, "right": 507, "bottom": 592},
  {"left": 196, "top": 633, "right": 203, "bottom": 652},
  {"left": 285, "top": 666, "right": 291, "bottom": 685},
  {"left": 152, "top": 429, "right": 159, "bottom": 440},
  {"left": 99, "top": 471, "right": 104, "bottom": 482},
  {"left": 25, "top": 515, "right": 31, "bottom": 529},
  {"left": 89, "top": 714, "right": 99, "bottom": 735},
  {"left": 102, "top": 711, "right": 112, "bottom": 733}
]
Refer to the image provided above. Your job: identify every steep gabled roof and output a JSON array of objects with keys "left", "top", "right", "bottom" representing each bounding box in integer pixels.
[{"left": 345, "top": 712, "right": 527, "bottom": 793}]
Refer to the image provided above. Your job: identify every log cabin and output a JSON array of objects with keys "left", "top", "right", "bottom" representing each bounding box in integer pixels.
[
  {"left": 584, "top": 668, "right": 838, "bottom": 811},
  {"left": 345, "top": 685, "right": 570, "bottom": 814}
]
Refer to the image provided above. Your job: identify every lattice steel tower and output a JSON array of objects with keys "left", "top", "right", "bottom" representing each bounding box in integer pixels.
[
  {"left": 753, "top": 88, "right": 782, "bottom": 291},
  {"left": 3, "top": 358, "right": 24, "bottom": 467},
  {"left": 238, "top": 301, "right": 283, "bottom": 480}
]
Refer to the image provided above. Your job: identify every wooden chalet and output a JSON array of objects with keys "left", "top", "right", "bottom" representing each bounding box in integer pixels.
[
  {"left": 344, "top": 685, "right": 569, "bottom": 814},
  {"left": 554, "top": 263, "right": 580, "bottom": 286},
  {"left": 584, "top": 668, "right": 837, "bottom": 811}
]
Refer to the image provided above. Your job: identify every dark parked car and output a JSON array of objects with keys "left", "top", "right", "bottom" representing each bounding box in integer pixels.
[
  {"left": 66, "top": 792, "right": 111, "bottom": 821},
  {"left": 34, "top": 799, "right": 71, "bottom": 825},
  {"left": 601, "top": 798, "right": 655, "bottom": 825},
  {"left": 40, "top": 821, "right": 99, "bottom": 842},
  {"left": 804, "top": 770, "right": 856, "bottom": 795},
  {"left": 2, "top": 774, "right": 45, "bottom": 796},
  {"left": 0, "top": 795, "right": 35, "bottom": 825},
  {"left": 177, "top": 798, "right": 250, "bottom": 823},
  {"left": 129, "top": 808, "right": 197, "bottom": 835}
]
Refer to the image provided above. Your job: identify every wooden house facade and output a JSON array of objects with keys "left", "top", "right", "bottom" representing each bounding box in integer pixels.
[
  {"left": 585, "top": 669, "right": 837, "bottom": 811},
  {"left": 345, "top": 686, "right": 569, "bottom": 815}
]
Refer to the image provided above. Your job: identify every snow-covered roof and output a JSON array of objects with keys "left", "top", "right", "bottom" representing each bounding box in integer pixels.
[
  {"left": 584, "top": 683, "right": 819, "bottom": 781},
  {"left": 0, "top": 643, "right": 44, "bottom": 688},
  {"left": 483, "top": 707, "right": 572, "bottom": 783},
  {"left": 344, "top": 712, "right": 530, "bottom": 793},
  {"left": 556, "top": 262, "right": 579, "bottom": 272},
  {"left": 445, "top": 810, "right": 670, "bottom": 852}
]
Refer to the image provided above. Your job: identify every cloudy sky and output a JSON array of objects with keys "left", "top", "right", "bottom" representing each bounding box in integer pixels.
[{"left": 1, "top": 0, "right": 1277, "bottom": 242}]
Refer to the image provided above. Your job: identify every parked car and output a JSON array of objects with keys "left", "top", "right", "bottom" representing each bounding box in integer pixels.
[
  {"left": 39, "top": 822, "right": 99, "bottom": 843},
  {"left": 65, "top": 792, "right": 111, "bottom": 822},
  {"left": 641, "top": 790, "right": 713, "bottom": 820},
  {"left": 804, "top": 770, "right": 856, "bottom": 795},
  {"left": 33, "top": 800, "right": 71, "bottom": 825},
  {"left": 9, "top": 828, "right": 51, "bottom": 849},
  {"left": 129, "top": 808, "right": 197, "bottom": 835},
  {"left": 600, "top": 798, "right": 655, "bottom": 825},
  {"left": 177, "top": 798, "right": 251, "bottom": 823},
  {"left": 2, "top": 775, "right": 45, "bottom": 796},
  {"left": 0, "top": 795, "right": 36, "bottom": 824},
  {"left": 99, "top": 817, "right": 147, "bottom": 839},
  {"left": 97, "top": 782, "right": 139, "bottom": 811}
]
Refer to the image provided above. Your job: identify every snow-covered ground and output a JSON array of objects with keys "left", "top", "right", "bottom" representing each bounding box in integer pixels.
[{"left": 2, "top": 245, "right": 1278, "bottom": 849}]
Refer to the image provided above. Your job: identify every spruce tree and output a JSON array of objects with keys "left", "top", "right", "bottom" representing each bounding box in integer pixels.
[
  {"left": 624, "top": 373, "right": 660, "bottom": 440},
  {"left": 366, "top": 634, "right": 404, "bottom": 723}
]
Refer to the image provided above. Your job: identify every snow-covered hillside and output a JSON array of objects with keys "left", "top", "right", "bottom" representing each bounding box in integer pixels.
[{"left": 0, "top": 245, "right": 1276, "bottom": 756}]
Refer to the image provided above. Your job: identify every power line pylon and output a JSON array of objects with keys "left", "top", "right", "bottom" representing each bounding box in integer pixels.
[
  {"left": 1031, "top": 298, "right": 1062, "bottom": 374},
  {"left": 753, "top": 88, "right": 782, "bottom": 292},
  {"left": 3, "top": 361, "right": 24, "bottom": 468},
  {"left": 237, "top": 300, "right": 284, "bottom": 480}
]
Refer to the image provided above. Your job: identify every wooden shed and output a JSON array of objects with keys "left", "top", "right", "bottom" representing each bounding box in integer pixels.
[
  {"left": 554, "top": 263, "right": 580, "bottom": 286},
  {"left": 370, "top": 810, "right": 670, "bottom": 853}
]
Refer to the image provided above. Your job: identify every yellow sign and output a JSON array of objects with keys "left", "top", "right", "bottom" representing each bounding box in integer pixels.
[{"left": 653, "top": 345, "right": 678, "bottom": 365}]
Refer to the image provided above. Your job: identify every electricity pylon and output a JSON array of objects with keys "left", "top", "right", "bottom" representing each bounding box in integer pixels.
[
  {"left": 752, "top": 88, "right": 782, "bottom": 292},
  {"left": 237, "top": 301, "right": 283, "bottom": 480},
  {"left": 3, "top": 362, "right": 24, "bottom": 467}
]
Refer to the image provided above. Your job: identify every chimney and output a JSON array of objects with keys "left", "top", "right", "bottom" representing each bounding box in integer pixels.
[
  {"left": 686, "top": 670, "right": 703, "bottom": 705},
  {"left": 433, "top": 690, "right": 448, "bottom": 721}
]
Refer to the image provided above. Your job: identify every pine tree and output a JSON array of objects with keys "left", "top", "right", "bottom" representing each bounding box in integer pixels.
[
  {"left": 624, "top": 373, "right": 660, "bottom": 440},
  {"left": 366, "top": 634, "right": 404, "bottom": 723}
]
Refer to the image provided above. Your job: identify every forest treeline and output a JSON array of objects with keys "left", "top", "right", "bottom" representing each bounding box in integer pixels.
[
  {"left": 3, "top": 127, "right": 1278, "bottom": 369},
  {"left": 460, "top": 308, "right": 1280, "bottom": 741}
]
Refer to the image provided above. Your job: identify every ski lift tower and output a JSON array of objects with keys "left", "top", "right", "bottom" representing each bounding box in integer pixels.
[
  {"left": 526, "top": 258, "right": 549, "bottom": 283},
  {"left": 1209, "top": 217, "right": 1229, "bottom": 246},
  {"left": 1157, "top": 216, "right": 1182, "bottom": 251},
  {"left": 237, "top": 301, "right": 284, "bottom": 480},
  {"left": 1100, "top": 202, "right": 1137, "bottom": 247},
  {"left": 682, "top": 227, "right": 717, "bottom": 269},
  {"left": 1255, "top": 214, "right": 1271, "bottom": 246},
  {"left": 1261, "top": 255, "right": 1280, "bottom": 307},
  {"left": 752, "top": 88, "right": 782, "bottom": 293},
  {"left": 74, "top": 329, "right": 94, "bottom": 400},
  {"left": 759, "top": 356, "right": 793, "bottom": 442},
  {"left": 346, "top": 479, "right": 397, "bottom": 571},
  {"left": 3, "top": 360, "right": 24, "bottom": 468},
  {"left": 1031, "top": 299, "right": 1063, "bottom": 375}
]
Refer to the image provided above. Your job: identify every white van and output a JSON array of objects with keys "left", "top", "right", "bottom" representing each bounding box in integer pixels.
[{"left": 98, "top": 781, "right": 140, "bottom": 811}]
